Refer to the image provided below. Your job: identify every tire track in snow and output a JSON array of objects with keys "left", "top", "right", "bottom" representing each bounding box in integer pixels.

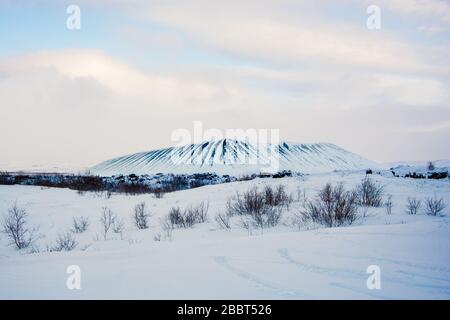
[
  {"left": 212, "top": 256, "right": 314, "bottom": 299},
  {"left": 278, "top": 248, "right": 450, "bottom": 298},
  {"left": 329, "top": 282, "right": 394, "bottom": 300},
  {"left": 278, "top": 248, "right": 396, "bottom": 299},
  {"left": 283, "top": 243, "right": 450, "bottom": 276},
  {"left": 277, "top": 248, "right": 365, "bottom": 279},
  {"left": 317, "top": 233, "right": 450, "bottom": 275},
  {"left": 394, "top": 270, "right": 450, "bottom": 284}
]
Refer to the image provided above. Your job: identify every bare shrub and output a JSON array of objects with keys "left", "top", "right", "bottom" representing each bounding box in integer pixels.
[
  {"left": 133, "top": 202, "right": 150, "bottom": 229},
  {"left": 296, "top": 186, "right": 307, "bottom": 205},
  {"left": 167, "top": 202, "right": 209, "bottom": 228},
  {"left": 168, "top": 206, "right": 184, "bottom": 227},
  {"left": 2, "top": 203, "right": 39, "bottom": 250},
  {"left": 215, "top": 211, "right": 231, "bottom": 230},
  {"left": 290, "top": 212, "right": 305, "bottom": 231},
  {"left": 71, "top": 216, "right": 89, "bottom": 233},
  {"left": 250, "top": 206, "right": 282, "bottom": 229},
  {"left": 240, "top": 216, "right": 252, "bottom": 235},
  {"left": 425, "top": 196, "right": 446, "bottom": 216},
  {"left": 191, "top": 201, "right": 209, "bottom": 223},
  {"left": 274, "top": 185, "right": 293, "bottom": 208},
  {"left": 28, "top": 245, "right": 41, "bottom": 254},
  {"left": 183, "top": 207, "right": 198, "bottom": 227},
  {"left": 112, "top": 218, "right": 125, "bottom": 234},
  {"left": 405, "top": 197, "right": 421, "bottom": 215},
  {"left": 385, "top": 195, "right": 393, "bottom": 215},
  {"left": 52, "top": 232, "right": 78, "bottom": 252},
  {"left": 225, "top": 186, "right": 285, "bottom": 229},
  {"left": 100, "top": 207, "right": 116, "bottom": 240},
  {"left": 227, "top": 185, "right": 292, "bottom": 217},
  {"left": 153, "top": 233, "right": 162, "bottom": 241},
  {"left": 226, "top": 187, "right": 266, "bottom": 216},
  {"left": 160, "top": 217, "right": 173, "bottom": 240},
  {"left": 356, "top": 177, "right": 384, "bottom": 207},
  {"left": 264, "top": 185, "right": 292, "bottom": 208},
  {"left": 300, "top": 183, "right": 359, "bottom": 227},
  {"left": 264, "top": 185, "right": 275, "bottom": 206},
  {"left": 266, "top": 206, "right": 282, "bottom": 227}
]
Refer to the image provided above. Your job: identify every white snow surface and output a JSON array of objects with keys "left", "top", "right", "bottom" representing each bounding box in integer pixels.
[
  {"left": 0, "top": 171, "right": 449, "bottom": 299},
  {"left": 0, "top": 162, "right": 89, "bottom": 174},
  {"left": 91, "top": 139, "right": 381, "bottom": 176}
]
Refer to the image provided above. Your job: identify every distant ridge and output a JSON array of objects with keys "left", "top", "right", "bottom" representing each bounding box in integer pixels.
[{"left": 91, "top": 139, "right": 379, "bottom": 176}]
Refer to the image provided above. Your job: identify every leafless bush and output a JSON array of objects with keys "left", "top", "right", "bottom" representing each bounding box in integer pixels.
[
  {"left": 264, "top": 185, "right": 275, "bottom": 206},
  {"left": 215, "top": 211, "right": 231, "bottom": 230},
  {"left": 226, "top": 187, "right": 266, "bottom": 216},
  {"left": 250, "top": 206, "right": 282, "bottom": 229},
  {"left": 133, "top": 202, "right": 150, "bottom": 229},
  {"left": 356, "top": 177, "right": 384, "bottom": 207},
  {"left": 296, "top": 186, "right": 307, "bottom": 205},
  {"left": 112, "top": 218, "right": 125, "bottom": 234},
  {"left": 405, "top": 197, "right": 421, "bottom": 215},
  {"left": 240, "top": 216, "right": 252, "bottom": 234},
  {"left": 167, "top": 202, "right": 209, "bottom": 228},
  {"left": 385, "top": 195, "right": 393, "bottom": 215},
  {"left": 183, "top": 207, "right": 198, "bottom": 227},
  {"left": 266, "top": 206, "right": 282, "bottom": 227},
  {"left": 71, "top": 216, "right": 89, "bottom": 233},
  {"left": 160, "top": 217, "right": 173, "bottom": 240},
  {"left": 227, "top": 185, "right": 292, "bottom": 217},
  {"left": 264, "top": 185, "right": 292, "bottom": 208},
  {"left": 52, "top": 232, "right": 78, "bottom": 251},
  {"left": 168, "top": 206, "right": 184, "bottom": 227},
  {"left": 100, "top": 207, "right": 116, "bottom": 240},
  {"left": 225, "top": 186, "right": 286, "bottom": 229},
  {"left": 300, "top": 183, "right": 359, "bottom": 227},
  {"left": 2, "top": 203, "right": 39, "bottom": 250},
  {"left": 191, "top": 201, "right": 209, "bottom": 223},
  {"left": 290, "top": 212, "right": 305, "bottom": 231},
  {"left": 425, "top": 196, "right": 446, "bottom": 216},
  {"left": 153, "top": 233, "right": 162, "bottom": 241}
]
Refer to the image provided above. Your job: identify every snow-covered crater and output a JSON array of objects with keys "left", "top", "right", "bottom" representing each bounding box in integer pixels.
[{"left": 91, "top": 139, "right": 380, "bottom": 176}]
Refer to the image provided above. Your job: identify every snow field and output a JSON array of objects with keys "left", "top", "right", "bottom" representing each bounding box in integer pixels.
[{"left": 0, "top": 171, "right": 449, "bottom": 299}]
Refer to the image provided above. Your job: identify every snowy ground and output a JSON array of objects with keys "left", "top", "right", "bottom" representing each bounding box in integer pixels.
[{"left": 0, "top": 171, "right": 449, "bottom": 299}]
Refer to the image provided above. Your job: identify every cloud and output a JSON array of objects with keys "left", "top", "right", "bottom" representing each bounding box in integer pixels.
[
  {"left": 141, "top": 0, "right": 428, "bottom": 72},
  {"left": 0, "top": 49, "right": 240, "bottom": 107},
  {"left": 0, "top": 49, "right": 271, "bottom": 166},
  {"left": 377, "top": 0, "right": 450, "bottom": 25},
  {"left": 404, "top": 121, "right": 450, "bottom": 133},
  {"left": 1, "top": 47, "right": 449, "bottom": 165},
  {"left": 0, "top": 1, "right": 449, "bottom": 165}
]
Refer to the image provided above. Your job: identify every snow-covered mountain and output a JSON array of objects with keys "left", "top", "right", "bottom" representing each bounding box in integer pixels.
[{"left": 91, "top": 139, "right": 380, "bottom": 176}]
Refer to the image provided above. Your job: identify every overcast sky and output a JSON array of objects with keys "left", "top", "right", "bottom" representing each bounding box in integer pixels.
[{"left": 0, "top": 0, "right": 449, "bottom": 168}]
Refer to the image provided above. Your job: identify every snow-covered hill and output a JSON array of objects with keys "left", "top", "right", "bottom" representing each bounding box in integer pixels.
[{"left": 91, "top": 139, "right": 380, "bottom": 176}]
